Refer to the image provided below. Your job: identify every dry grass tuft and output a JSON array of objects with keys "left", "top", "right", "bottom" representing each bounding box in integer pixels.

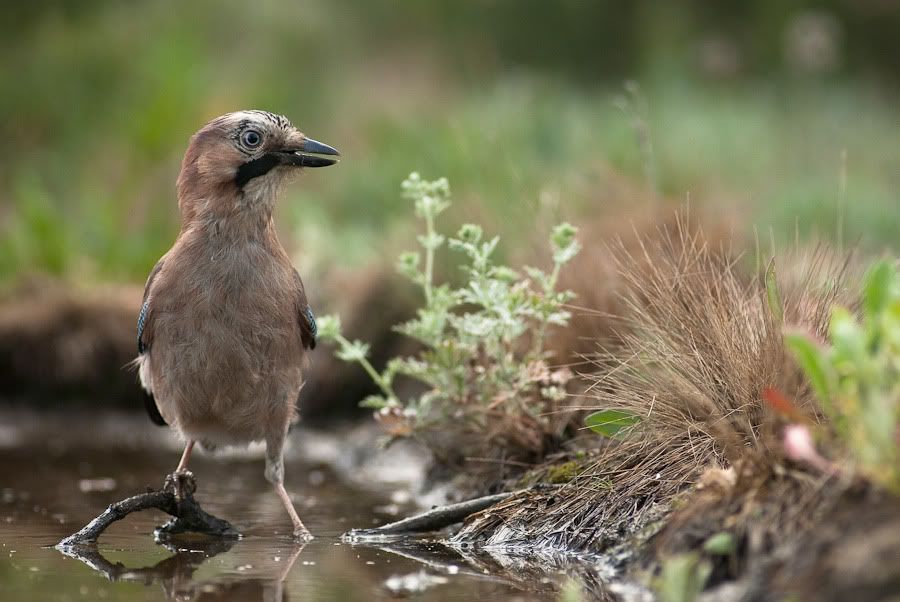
[
  {"left": 589, "top": 222, "right": 853, "bottom": 467},
  {"left": 454, "top": 215, "right": 857, "bottom": 562},
  {"left": 545, "top": 203, "right": 736, "bottom": 369}
]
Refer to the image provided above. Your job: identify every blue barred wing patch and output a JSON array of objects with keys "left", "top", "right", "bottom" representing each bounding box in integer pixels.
[
  {"left": 137, "top": 301, "right": 150, "bottom": 354},
  {"left": 304, "top": 306, "right": 317, "bottom": 345}
]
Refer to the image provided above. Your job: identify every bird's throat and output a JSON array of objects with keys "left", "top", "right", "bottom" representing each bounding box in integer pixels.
[{"left": 234, "top": 153, "right": 281, "bottom": 187}]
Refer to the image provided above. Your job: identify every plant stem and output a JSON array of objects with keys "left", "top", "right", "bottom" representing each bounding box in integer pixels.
[
  {"left": 337, "top": 334, "right": 397, "bottom": 401},
  {"left": 424, "top": 211, "right": 436, "bottom": 305},
  {"left": 532, "top": 259, "right": 563, "bottom": 358}
]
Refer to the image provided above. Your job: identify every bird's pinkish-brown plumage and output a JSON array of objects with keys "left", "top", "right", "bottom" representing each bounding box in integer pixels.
[
  {"left": 136, "top": 110, "right": 338, "bottom": 538},
  {"left": 143, "top": 223, "right": 305, "bottom": 447}
]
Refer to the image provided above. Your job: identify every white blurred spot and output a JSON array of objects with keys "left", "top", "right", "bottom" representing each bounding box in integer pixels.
[
  {"left": 78, "top": 478, "right": 117, "bottom": 493},
  {"left": 384, "top": 570, "right": 449, "bottom": 595}
]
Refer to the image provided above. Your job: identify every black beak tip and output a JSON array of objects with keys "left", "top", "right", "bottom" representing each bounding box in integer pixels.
[
  {"left": 298, "top": 155, "right": 339, "bottom": 168},
  {"left": 291, "top": 137, "right": 340, "bottom": 168}
]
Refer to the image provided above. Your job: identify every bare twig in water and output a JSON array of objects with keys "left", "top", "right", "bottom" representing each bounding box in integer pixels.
[
  {"left": 58, "top": 471, "right": 238, "bottom": 546},
  {"left": 343, "top": 489, "right": 535, "bottom": 540}
]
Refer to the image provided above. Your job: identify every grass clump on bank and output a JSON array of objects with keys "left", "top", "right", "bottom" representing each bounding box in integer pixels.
[
  {"left": 318, "top": 173, "right": 581, "bottom": 467},
  {"left": 457, "top": 221, "right": 847, "bottom": 551},
  {"left": 452, "top": 218, "right": 899, "bottom": 597},
  {"left": 643, "top": 252, "right": 900, "bottom": 600},
  {"left": 454, "top": 218, "right": 900, "bottom": 599}
]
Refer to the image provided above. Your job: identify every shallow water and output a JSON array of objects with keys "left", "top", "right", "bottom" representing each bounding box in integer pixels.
[{"left": 0, "top": 411, "right": 572, "bottom": 601}]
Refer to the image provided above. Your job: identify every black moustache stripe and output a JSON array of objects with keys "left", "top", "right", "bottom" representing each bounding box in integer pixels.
[{"left": 234, "top": 153, "right": 280, "bottom": 188}]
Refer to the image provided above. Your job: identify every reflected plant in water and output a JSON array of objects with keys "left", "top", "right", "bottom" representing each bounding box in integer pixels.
[{"left": 318, "top": 172, "right": 580, "bottom": 463}]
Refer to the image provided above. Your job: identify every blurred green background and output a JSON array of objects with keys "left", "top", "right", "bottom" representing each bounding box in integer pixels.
[{"left": 1, "top": 0, "right": 898, "bottom": 288}]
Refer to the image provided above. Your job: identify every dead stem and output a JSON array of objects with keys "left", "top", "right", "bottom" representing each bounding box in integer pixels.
[{"left": 343, "top": 489, "right": 538, "bottom": 540}]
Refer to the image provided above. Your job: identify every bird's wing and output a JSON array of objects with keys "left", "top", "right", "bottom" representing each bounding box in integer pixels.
[
  {"left": 139, "top": 258, "right": 167, "bottom": 426},
  {"left": 138, "top": 258, "right": 164, "bottom": 354},
  {"left": 293, "top": 268, "right": 317, "bottom": 351}
]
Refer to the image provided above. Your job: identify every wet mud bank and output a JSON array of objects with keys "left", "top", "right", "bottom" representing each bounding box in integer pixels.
[
  {"left": 447, "top": 462, "right": 900, "bottom": 602},
  {"left": 0, "top": 274, "right": 415, "bottom": 422}
]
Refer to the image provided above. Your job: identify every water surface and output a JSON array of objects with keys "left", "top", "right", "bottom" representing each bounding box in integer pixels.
[{"left": 0, "top": 411, "right": 568, "bottom": 601}]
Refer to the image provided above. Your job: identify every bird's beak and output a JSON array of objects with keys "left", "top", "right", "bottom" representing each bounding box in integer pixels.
[{"left": 277, "top": 137, "right": 340, "bottom": 168}]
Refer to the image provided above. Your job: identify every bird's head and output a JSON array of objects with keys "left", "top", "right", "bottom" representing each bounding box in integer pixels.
[{"left": 176, "top": 110, "right": 339, "bottom": 221}]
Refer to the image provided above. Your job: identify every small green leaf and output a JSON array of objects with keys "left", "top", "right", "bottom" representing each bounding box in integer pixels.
[
  {"left": 489, "top": 266, "right": 520, "bottom": 282},
  {"left": 524, "top": 265, "right": 551, "bottom": 289},
  {"left": 703, "top": 532, "right": 736, "bottom": 556},
  {"left": 551, "top": 223, "right": 578, "bottom": 252},
  {"left": 360, "top": 395, "right": 390, "bottom": 409},
  {"left": 315, "top": 314, "right": 342, "bottom": 340},
  {"left": 656, "top": 553, "right": 712, "bottom": 602},
  {"left": 829, "top": 307, "right": 867, "bottom": 365},
  {"left": 765, "top": 259, "right": 784, "bottom": 324},
  {"left": 396, "top": 251, "right": 422, "bottom": 283},
  {"left": 863, "top": 261, "right": 894, "bottom": 319},
  {"left": 336, "top": 340, "right": 370, "bottom": 362},
  {"left": 457, "top": 223, "right": 482, "bottom": 244},
  {"left": 584, "top": 409, "right": 641, "bottom": 438},
  {"left": 785, "top": 333, "right": 834, "bottom": 412}
]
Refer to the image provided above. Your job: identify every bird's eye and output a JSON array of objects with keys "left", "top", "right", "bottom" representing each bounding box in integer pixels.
[{"left": 241, "top": 129, "right": 262, "bottom": 149}]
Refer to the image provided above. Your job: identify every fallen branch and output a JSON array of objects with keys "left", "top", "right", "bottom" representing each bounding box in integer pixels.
[
  {"left": 58, "top": 471, "right": 239, "bottom": 547},
  {"left": 343, "top": 489, "right": 527, "bottom": 540}
]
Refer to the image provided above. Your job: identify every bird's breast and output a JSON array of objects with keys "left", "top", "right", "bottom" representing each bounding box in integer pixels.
[
  {"left": 148, "top": 241, "right": 304, "bottom": 444},
  {"left": 154, "top": 238, "right": 303, "bottom": 381}
]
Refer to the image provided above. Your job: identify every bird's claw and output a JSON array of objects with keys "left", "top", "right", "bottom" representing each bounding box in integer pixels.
[
  {"left": 293, "top": 527, "right": 314, "bottom": 542},
  {"left": 164, "top": 470, "right": 196, "bottom": 502}
]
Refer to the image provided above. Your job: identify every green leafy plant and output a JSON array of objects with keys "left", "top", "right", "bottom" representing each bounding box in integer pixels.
[
  {"left": 318, "top": 172, "right": 581, "bottom": 461},
  {"left": 785, "top": 260, "right": 900, "bottom": 492}
]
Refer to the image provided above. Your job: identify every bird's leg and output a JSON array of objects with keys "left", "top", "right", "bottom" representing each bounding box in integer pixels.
[
  {"left": 175, "top": 440, "right": 195, "bottom": 474},
  {"left": 169, "top": 440, "right": 196, "bottom": 501},
  {"left": 274, "top": 481, "right": 309, "bottom": 538},
  {"left": 265, "top": 439, "right": 310, "bottom": 540}
]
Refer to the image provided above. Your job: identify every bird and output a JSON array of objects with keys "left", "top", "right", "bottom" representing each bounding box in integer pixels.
[{"left": 135, "top": 110, "right": 339, "bottom": 538}]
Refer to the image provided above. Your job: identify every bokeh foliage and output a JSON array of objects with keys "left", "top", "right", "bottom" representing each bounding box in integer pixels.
[{"left": 1, "top": 1, "right": 898, "bottom": 285}]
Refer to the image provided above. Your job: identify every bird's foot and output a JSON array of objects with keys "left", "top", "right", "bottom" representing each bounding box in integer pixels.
[
  {"left": 292, "top": 526, "right": 314, "bottom": 542},
  {"left": 164, "top": 470, "right": 196, "bottom": 502}
]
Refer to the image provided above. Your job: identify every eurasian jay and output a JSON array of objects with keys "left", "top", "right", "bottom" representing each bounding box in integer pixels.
[{"left": 136, "top": 110, "right": 338, "bottom": 538}]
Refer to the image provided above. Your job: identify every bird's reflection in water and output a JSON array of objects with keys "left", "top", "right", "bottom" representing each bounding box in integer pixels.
[{"left": 58, "top": 536, "right": 304, "bottom": 602}]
